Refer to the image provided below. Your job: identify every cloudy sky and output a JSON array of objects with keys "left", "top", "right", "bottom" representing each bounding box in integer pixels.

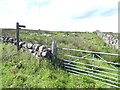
[{"left": 0, "top": 0, "right": 118, "bottom": 32}]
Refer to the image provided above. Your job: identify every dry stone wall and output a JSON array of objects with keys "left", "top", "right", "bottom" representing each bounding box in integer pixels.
[
  {"left": 0, "top": 35, "right": 52, "bottom": 60},
  {"left": 95, "top": 30, "right": 119, "bottom": 51}
]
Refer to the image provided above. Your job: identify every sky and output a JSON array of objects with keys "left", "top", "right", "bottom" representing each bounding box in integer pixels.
[{"left": 0, "top": 0, "right": 119, "bottom": 32}]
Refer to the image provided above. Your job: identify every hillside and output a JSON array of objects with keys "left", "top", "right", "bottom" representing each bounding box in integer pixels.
[{"left": 0, "top": 29, "right": 119, "bottom": 88}]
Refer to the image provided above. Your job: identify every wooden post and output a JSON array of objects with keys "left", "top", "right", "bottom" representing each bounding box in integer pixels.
[
  {"left": 16, "top": 22, "right": 26, "bottom": 51},
  {"left": 52, "top": 40, "right": 57, "bottom": 61},
  {"left": 16, "top": 22, "right": 20, "bottom": 51}
]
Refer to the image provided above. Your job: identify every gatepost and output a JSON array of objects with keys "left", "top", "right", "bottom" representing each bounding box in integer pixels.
[{"left": 51, "top": 40, "right": 57, "bottom": 62}]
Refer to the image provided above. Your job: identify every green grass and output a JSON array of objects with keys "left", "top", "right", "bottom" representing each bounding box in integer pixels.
[
  {"left": 0, "top": 29, "right": 119, "bottom": 88},
  {"left": 1, "top": 43, "right": 111, "bottom": 88}
]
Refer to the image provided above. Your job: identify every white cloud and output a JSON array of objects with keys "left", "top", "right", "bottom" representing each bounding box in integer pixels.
[{"left": 0, "top": 0, "right": 119, "bottom": 32}]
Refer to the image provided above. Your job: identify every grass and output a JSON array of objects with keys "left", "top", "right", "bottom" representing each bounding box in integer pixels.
[
  {"left": 1, "top": 43, "right": 111, "bottom": 88},
  {"left": 1, "top": 29, "right": 119, "bottom": 88}
]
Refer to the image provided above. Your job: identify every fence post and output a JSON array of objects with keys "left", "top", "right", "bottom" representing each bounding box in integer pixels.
[{"left": 51, "top": 40, "right": 57, "bottom": 61}]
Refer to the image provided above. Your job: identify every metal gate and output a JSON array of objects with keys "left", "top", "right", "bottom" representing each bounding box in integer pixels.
[{"left": 56, "top": 47, "right": 120, "bottom": 88}]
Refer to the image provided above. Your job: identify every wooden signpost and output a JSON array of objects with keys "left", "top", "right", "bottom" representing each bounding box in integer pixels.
[{"left": 16, "top": 22, "right": 26, "bottom": 51}]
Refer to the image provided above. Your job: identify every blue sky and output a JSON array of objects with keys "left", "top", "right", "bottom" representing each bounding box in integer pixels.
[{"left": 0, "top": 0, "right": 118, "bottom": 32}]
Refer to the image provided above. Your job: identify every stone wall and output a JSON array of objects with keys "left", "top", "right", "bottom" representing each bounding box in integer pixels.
[
  {"left": 0, "top": 35, "right": 52, "bottom": 60},
  {"left": 95, "top": 30, "right": 119, "bottom": 51}
]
